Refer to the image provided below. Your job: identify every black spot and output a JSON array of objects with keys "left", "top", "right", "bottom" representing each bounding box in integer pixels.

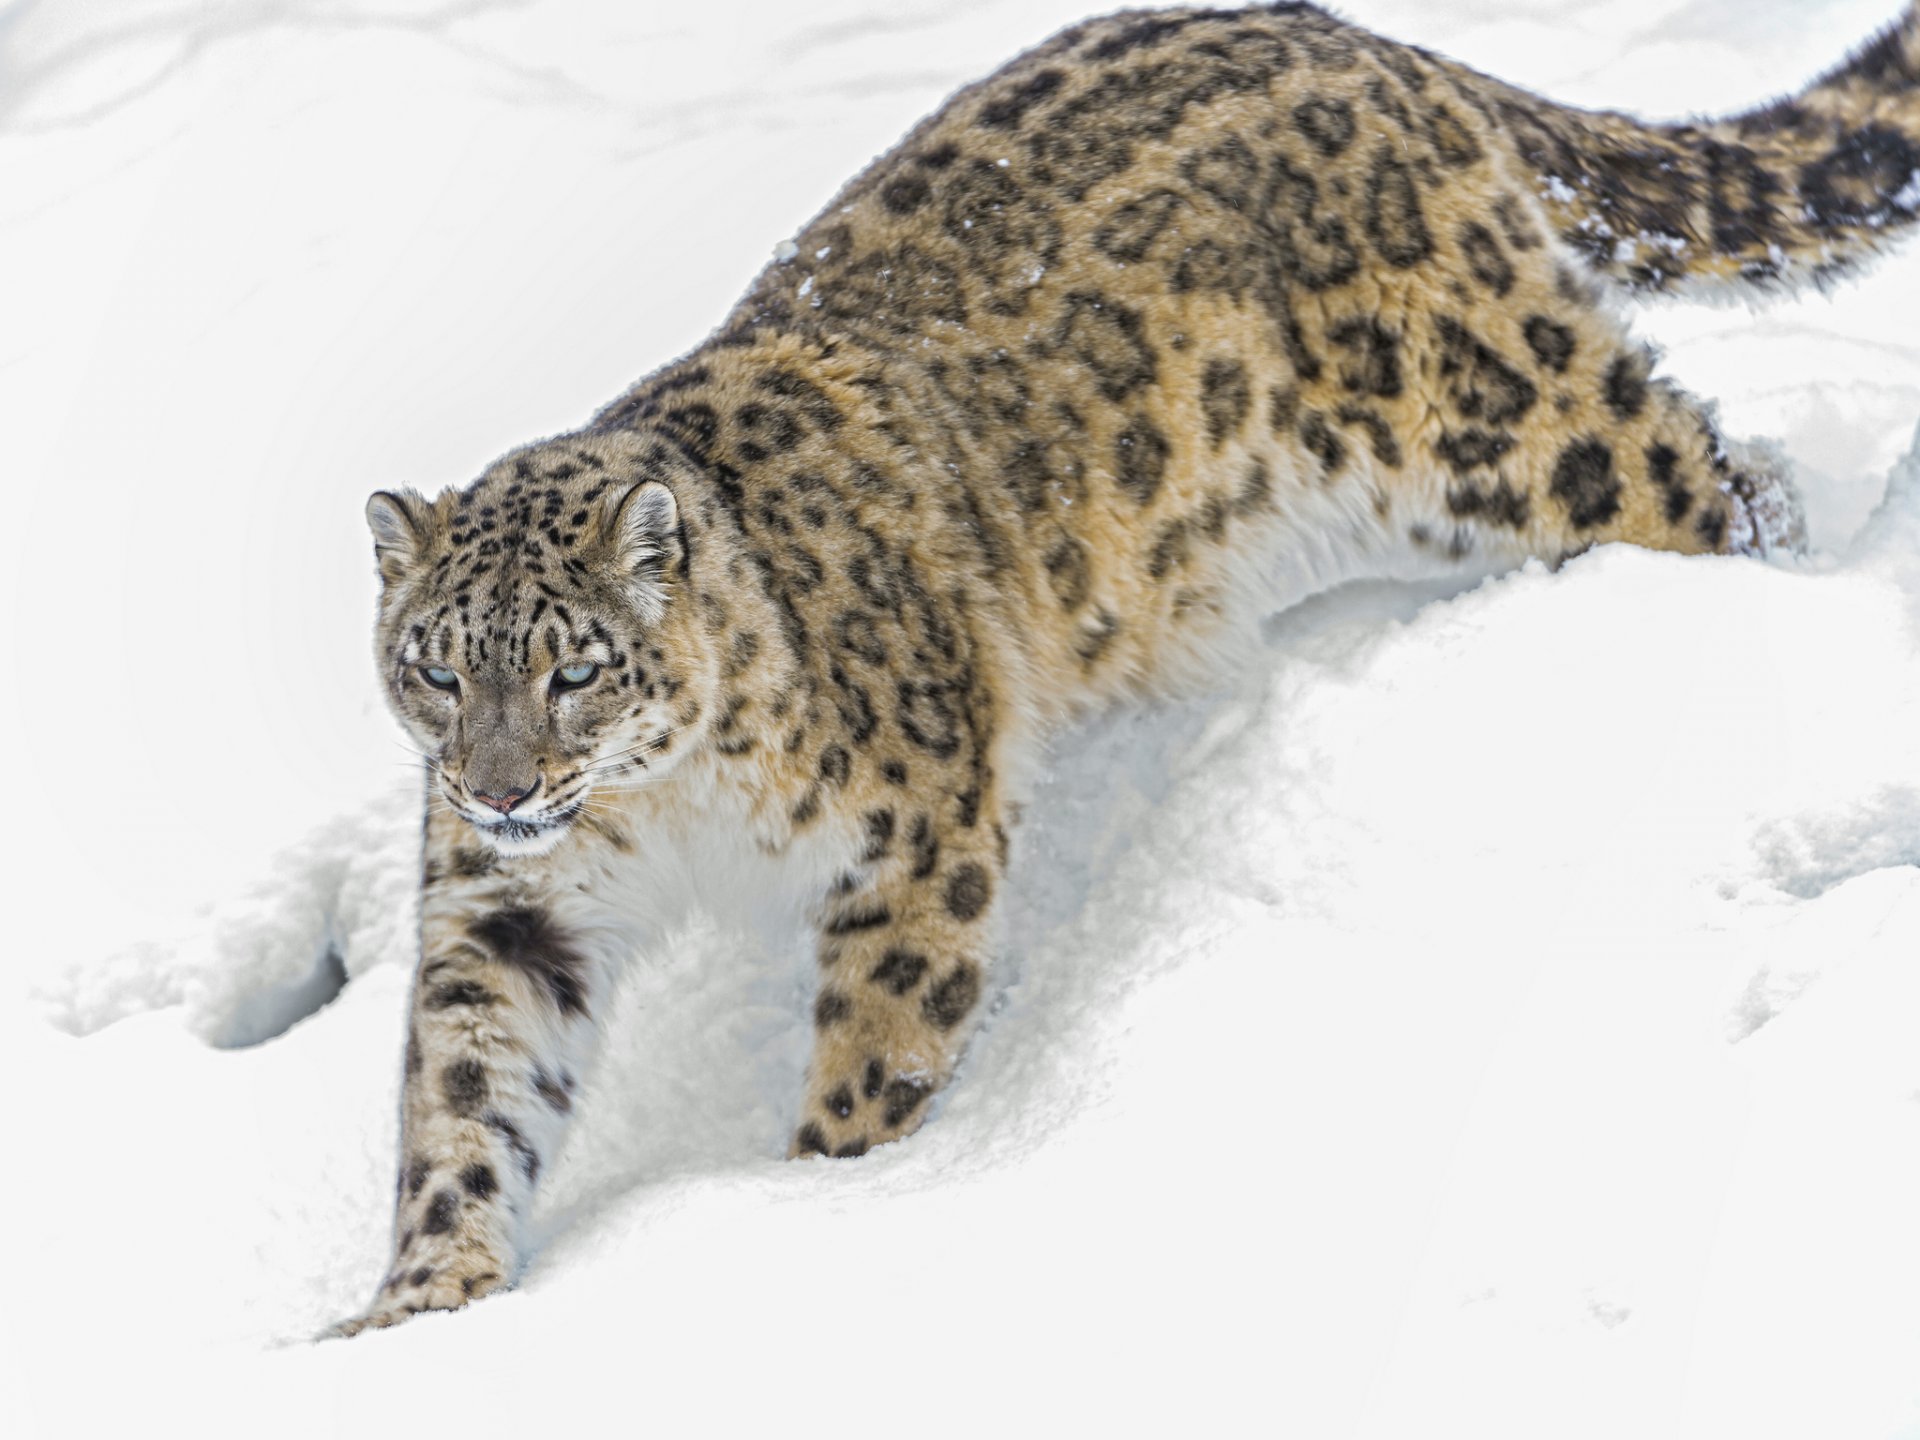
[
  {"left": 1365, "top": 147, "right": 1433, "bottom": 267},
  {"left": 1200, "top": 358, "right": 1251, "bottom": 446},
  {"left": 733, "top": 402, "right": 805, "bottom": 462},
  {"left": 1435, "top": 317, "right": 1537, "bottom": 426},
  {"left": 1292, "top": 96, "right": 1355, "bottom": 156},
  {"left": 450, "top": 847, "right": 497, "bottom": 879},
  {"left": 409, "top": 1266, "right": 433, "bottom": 1288},
  {"left": 834, "top": 609, "right": 886, "bottom": 667},
  {"left": 1435, "top": 428, "right": 1515, "bottom": 472},
  {"left": 459, "top": 1163, "right": 498, "bottom": 1200},
  {"left": 1299, "top": 411, "right": 1346, "bottom": 478},
  {"left": 1799, "top": 125, "right": 1920, "bottom": 233},
  {"left": 1148, "top": 518, "right": 1192, "bottom": 580},
  {"left": 1267, "top": 156, "right": 1361, "bottom": 290},
  {"left": 422, "top": 1189, "right": 459, "bottom": 1235},
  {"left": 882, "top": 760, "right": 909, "bottom": 786},
  {"left": 426, "top": 980, "right": 497, "bottom": 1010},
  {"left": 1172, "top": 237, "right": 1249, "bottom": 295},
  {"left": 1524, "top": 317, "right": 1576, "bottom": 373},
  {"left": 1236, "top": 458, "right": 1275, "bottom": 511},
  {"left": 1424, "top": 103, "right": 1483, "bottom": 168},
  {"left": 1457, "top": 223, "right": 1514, "bottom": 296},
  {"left": 944, "top": 863, "right": 991, "bottom": 921},
  {"left": 1086, "top": 12, "right": 1190, "bottom": 60},
  {"left": 1334, "top": 406, "right": 1402, "bottom": 468},
  {"left": 470, "top": 906, "right": 590, "bottom": 1018},
  {"left": 533, "top": 1068, "right": 571, "bottom": 1114},
  {"left": 1687, "top": 139, "right": 1778, "bottom": 257},
  {"left": 880, "top": 174, "right": 931, "bottom": 214},
  {"left": 869, "top": 949, "right": 929, "bottom": 996},
  {"left": 485, "top": 1112, "right": 541, "bottom": 1183},
  {"left": 795, "top": 1122, "right": 831, "bottom": 1156},
  {"left": 1492, "top": 194, "right": 1543, "bottom": 251},
  {"left": 921, "top": 962, "right": 981, "bottom": 1031},
  {"left": 817, "top": 242, "right": 966, "bottom": 333},
  {"left": 441, "top": 1059, "right": 487, "bottom": 1117},
  {"left": 863, "top": 1059, "right": 885, "bottom": 1099},
  {"left": 908, "top": 815, "right": 939, "bottom": 879},
  {"left": 1044, "top": 535, "right": 1091, "bottom": 612},
  {"left": 897, "top": 680, "right": 963, "bottom": 758},
  {"left": 815, "top": 990, "right": 852, "bottom": 1028},
  {"left": 818, "top": 745, "right": 850, "bottom": 787},
  {"left": 1604, "top": 353, "right": 1650, "bottom": 420},
  {"left": 405, "top": 1156, "right": 429, "bottom": 1198},
  {"left": 825, "top": 900, "right": 892, "bottom": 936},
  {"left": 978, "top": 68, "right": 1065, "bottom": 129},
  {"left": 1696, "top": 505, "right": 1729, "bottom": 549},
  {"left": 1092, "top": 189, "right": 1183, "bottom": 263},
  {"left": 826, "top": 1085, "right": 855, "bottom": 1120},
  {"left": 1550, "top": 439, "right": 1622, "bottom": 530},
  {"left": 833, "top": 1139, "right": 870, "bottom": 1159},
  {"left": 1269, "top": 385, "right": 1301, "bottom": 432},
  {"left": 1022, "top": 73, "right": 1149, "bottom": 201},
  {"left": 1182, "top": 134, "right": 1262, "bottom": 210},
  {"left": 882, "top": 1079, "right": 929, "bottom": 1129},
  {"left": 1114, "top": 418, "right": 1171, "bottom": 504},
  {"left": 1645, "top": 442, "right": 1693, "bottom": 523},
  {"left": 939, "top": 158, "right": 1064, "bottom": 313},
  {"left": 1053, "top": 292, "right": 1157, "bottom": 401},
  {"left": 1446, "top": 478, "right": 1531, "bottom": 528},
  {"left": 1328, "top": 317, "right": 1402, "bottom": 398},
  {"left": 861, "top": 809, "right": 896, "bottom": 862}
]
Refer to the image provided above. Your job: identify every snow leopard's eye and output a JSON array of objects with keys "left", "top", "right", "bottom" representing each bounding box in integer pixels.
[
  {"left": 553, "top": 661, "right": 600, "bottom": 690},
  {"left": 420, "top": 665, "right": 460, "bottom": 691}
]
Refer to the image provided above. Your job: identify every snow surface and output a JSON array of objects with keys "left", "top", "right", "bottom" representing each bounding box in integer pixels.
[{"left": 5, "top": 1, "right": 1920, "bottom": 1436}]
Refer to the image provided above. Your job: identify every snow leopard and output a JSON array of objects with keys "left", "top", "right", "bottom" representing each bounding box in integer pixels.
[{"left": 336, "top": 2, "right": 1920, "bottom": 1332}]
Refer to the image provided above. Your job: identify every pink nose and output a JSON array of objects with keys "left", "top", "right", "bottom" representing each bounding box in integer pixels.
[{"left": 471, "top": 787, "right": 530, "bottom": 815}]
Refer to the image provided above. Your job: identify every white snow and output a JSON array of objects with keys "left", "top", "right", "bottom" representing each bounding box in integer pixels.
[
  {"left": 1542, "top": 174, "right": 1580, "bottom": 204},
  {"left": 4, "top": 2, "right": 1920, "bottom": 1437}
]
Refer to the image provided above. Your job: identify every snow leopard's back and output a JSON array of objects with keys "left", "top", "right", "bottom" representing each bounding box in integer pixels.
[{"left": 590, "top": 2, "right": 1894, "bottom": 719}]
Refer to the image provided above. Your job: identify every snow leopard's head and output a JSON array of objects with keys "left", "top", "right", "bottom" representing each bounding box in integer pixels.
[{"left": 366, "top": 432, "right": 717, "bottom": 857}]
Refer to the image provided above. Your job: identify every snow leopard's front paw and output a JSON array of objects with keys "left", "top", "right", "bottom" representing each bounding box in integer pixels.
[{"left": 326, "top": 1256, "right": 509, "bottom": 1338}]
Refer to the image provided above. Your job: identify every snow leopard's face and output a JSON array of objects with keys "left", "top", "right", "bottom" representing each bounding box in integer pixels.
[{"left": 366, "top": 435, "right": 715, "bottom": 858}]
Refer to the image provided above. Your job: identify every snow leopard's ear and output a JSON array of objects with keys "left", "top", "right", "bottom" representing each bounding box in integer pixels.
[
  {"left": 600, "top": 481, "right": 684, "bottom": 620},
  {"left": 365, "top": 489, "right": 430, "bottom": 585}
]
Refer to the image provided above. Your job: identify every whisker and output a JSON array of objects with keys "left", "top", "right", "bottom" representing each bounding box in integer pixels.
[{"left": 585, "top": 728, "right": 680, "bottom": 773}]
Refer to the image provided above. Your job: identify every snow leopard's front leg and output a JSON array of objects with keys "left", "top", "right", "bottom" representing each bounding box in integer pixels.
[
  {"left": 333, "top": 824, "right": 633, "bottom": 1335},
  {"left": 791, "top": 792, "right": 1005, "bottom": 1158}
]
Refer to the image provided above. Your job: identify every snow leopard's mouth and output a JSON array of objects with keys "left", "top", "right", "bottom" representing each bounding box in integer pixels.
[{"left": 469, "top": 801, "right": 584, "bottom": 858}]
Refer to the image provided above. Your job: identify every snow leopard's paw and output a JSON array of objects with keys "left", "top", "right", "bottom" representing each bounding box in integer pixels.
[{"left": 325, "top": 1259, "right": 509, "bottom": 1338}]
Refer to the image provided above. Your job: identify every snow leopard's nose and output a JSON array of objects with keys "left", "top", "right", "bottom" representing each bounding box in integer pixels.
[{"left": 470, "top": 782, "right": 534, "bottom": 815}]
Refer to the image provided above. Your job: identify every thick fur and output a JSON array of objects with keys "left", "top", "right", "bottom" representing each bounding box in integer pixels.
[{"left": 335, "top": 3, "right": 1920, "bottom": 1333}]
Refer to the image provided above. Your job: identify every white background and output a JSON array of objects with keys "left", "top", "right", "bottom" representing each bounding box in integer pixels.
[{"left": 3, "top": 2, "right": 1918, "bottom": 1436}]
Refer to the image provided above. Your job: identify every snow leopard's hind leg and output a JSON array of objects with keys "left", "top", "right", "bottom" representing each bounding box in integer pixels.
[{"left": 1395, "top": 272, "right": 1805, "bottom": 567}]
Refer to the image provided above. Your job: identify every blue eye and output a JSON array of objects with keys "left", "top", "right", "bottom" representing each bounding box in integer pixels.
[
  {"left": 420, "top": 665, "right": 459, "bottom": 691},
  {"left": 554, "top": 662, "right": 599, "bottom": 690}
]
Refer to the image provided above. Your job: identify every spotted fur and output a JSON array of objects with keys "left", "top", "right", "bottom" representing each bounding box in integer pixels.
[{"left": 331, "top": 3, "right": 1920, "bottom": 1333}]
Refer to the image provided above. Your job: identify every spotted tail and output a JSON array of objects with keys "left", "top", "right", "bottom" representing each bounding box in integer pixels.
[{"left": 1472, "top": 4, "right": 1920, "bottom": 294}]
